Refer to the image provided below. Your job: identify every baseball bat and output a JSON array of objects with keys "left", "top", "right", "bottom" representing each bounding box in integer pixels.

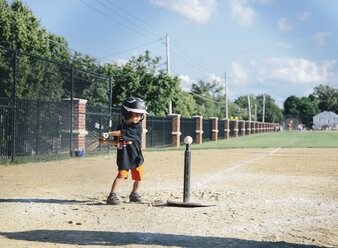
[{"left": 87, "top": 133, "right": 109, "bottom": 151}]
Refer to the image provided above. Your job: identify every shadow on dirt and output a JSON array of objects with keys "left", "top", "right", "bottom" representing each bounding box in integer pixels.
[
  {"left": 0, "top": 198, "right": 92, "bottom": 204},
  {"left": 0, "top": 230, "right": 329, "bottom": 248}
]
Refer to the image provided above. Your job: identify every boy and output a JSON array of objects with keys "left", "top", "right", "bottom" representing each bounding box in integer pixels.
[{"left": 99, "top": 97, "right": 148, "bottom": 205}]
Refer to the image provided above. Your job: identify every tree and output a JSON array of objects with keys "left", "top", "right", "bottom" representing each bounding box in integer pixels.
[
  {"left": 257, "top": 94, "right": 283, "bottom": 123},
  {"left": 235, "top": 95, "right": 260, "bottom": 120},
  {"left": 310, "top": 84, "right": 338, "bottom": 113},
  {"left": 299, "top": 97, "right": 318, "bottom": 115},
  {"left": 0, "top": 0, "right": 69, "bottom": 100},
  {"left": 284, "top": 95, "right": 302, "bottom": 115},
  {"left": 190, "top": 80, "right": 225, "bottom": 118}
]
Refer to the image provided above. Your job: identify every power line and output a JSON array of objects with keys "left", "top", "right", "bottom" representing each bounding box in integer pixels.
[
  {"left": 101, "top": 37, "right": 163, "bottom": 58},
  {"left": 80, "top": 0, "right": 155, "bottom": 41},
  {"left": 95, "top": 0, "right": 160, "bottom": 40},
  {"left": 104, "top": 0, "right": 164, "bottom": 35}
]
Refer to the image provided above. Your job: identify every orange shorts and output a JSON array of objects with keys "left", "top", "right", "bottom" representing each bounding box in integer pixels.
[{"left": 117, "top": 164, "right": 143, "bottom": 181}]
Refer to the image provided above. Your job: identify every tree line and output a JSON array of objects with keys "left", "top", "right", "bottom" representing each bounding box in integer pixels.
[{"left": 1, "top": 0, "right": 337, "bottom": 124}]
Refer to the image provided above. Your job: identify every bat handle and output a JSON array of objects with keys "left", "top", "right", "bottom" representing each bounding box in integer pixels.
[{"left": 103, "top": 133, "right": 109, "bottom": 139}]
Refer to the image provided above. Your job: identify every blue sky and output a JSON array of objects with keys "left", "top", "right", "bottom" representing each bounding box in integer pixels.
[{"left": 22, "top": 0, "right": 338, "bottom": 107}]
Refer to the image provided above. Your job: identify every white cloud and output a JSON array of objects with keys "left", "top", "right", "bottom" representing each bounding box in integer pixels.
[
  {"left": 264, "top": 57, "right": 336, "bottom": 84},
  {"left": 229, "top": 0, "right": 255, "bottom": 27},
  {"left": 113, "top": 58, "right": 129, "bottom": 66},
  {"left": 150, "top": 0, "right": 217, "bottom": 25},
  {"left": 178, "top": 74, "right": 196, "bottom": 91},
  {"left": 277, "top": 18, "right": 293, "bottom": 32},
  {"left": 208, "top": 73, "right": 223, "bottom": 83},
  {"left": 312, "top": 32, "right": 330, "bottom": 46},
  {"left": 230, "top": 62, "right": 248, "bottom": 85},
  {"left": 250, "top": 59, "right": 257, "bottom": 66},
  {"left": 276, "top": 41, "right": 293, "bottom": 49},
  {"left": 297, "top": 11, "right": 311, "bottom": 21}
]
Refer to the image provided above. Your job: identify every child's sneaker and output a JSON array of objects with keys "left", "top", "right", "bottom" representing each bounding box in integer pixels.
[
  {"left": 106, "top": 193, "right": 121, "bottom": 205},
  {"left": 129, "top": 192, "right": 143, "bottom": 203}
]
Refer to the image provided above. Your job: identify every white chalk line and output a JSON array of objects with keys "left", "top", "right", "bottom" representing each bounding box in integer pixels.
[{"left": 194, "top": 148, "right": 281, "bottom": 189}]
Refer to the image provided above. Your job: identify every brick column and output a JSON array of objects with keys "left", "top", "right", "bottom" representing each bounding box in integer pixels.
[
  {"left": 252, "top": 122, "right": 256, "bottom": 135},
  {"left": 234, "top": 120, "right": 239, "bottom": 138},
  {"left": 61, "top": 98, "right": 88, "bottom": 154},
  {"left": 210, "top": 117, "right": 218, "bottom": 141},
  {"left": 241, "top": 120, "right": 246, "bottom": 136},
  {"left": 194, "top": 116, "right": 203, "bottom": 144},
  {"left": 169, "top": 114, "right": 181, "bottom": 147},
  {"left": 246, "top": 121, "right": 251, "bottom": 135},
  {"left": 141, "top": 114, "right": 147, "bottom": 149},
  {"left": 224, "top": 119, "right": 230, "bottom": 139}
]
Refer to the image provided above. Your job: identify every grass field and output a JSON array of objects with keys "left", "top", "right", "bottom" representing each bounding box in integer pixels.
[
  {"left": 1, "top": 131, "right": 337, "bottom": 165},
  {"left": 190, "top": 131, "right": 338, "bottom": 150}
]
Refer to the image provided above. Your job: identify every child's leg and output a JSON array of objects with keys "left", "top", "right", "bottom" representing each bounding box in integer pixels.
[
  {"left": 111, "top": 177, "right": 124, "bottom": 193},
  {"left": 132, "top": 180, "right": 141, "bottom": 193}
]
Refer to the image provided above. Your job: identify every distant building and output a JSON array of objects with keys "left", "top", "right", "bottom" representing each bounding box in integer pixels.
[{"left": 313, "top": 111, "right": 338, "bottom": 130}]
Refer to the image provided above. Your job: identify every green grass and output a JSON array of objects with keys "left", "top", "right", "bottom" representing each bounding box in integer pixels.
[
  {"left": 191, "top": 131, "right": 338, "bottom": 150},
  {"left": 2, "top": 131, "right": 337, "bottom": 165}
]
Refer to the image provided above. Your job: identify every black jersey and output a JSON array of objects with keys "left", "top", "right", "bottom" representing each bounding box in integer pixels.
[{"left": 115, "top": 122, "right": 144, "bottom": 170}]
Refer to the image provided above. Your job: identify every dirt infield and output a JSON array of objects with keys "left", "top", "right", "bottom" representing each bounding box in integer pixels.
[{"left": 0, "top": 148, "right": 337, "bottom": 248}]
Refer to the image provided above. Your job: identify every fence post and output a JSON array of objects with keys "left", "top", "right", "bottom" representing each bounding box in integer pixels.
[
  {"left": 234, "top": 120, "right": 239, "bottom": 138},
  {"left": 241, "top": 120, "right": 246, "bottom": 136},
  {"left": 194, "top": 116, "right": 203, "bottom": 144},
  {"left": 252, "top": 121, "right": 256, "bottom": 135},
  {"left": 246, "top": 120, "right": 251, "bottom": 136},
  {"left": 211, "top": 117, "right": 218, "bottom": 141},
  {"left": 169, "top": 114, "right": 181, "bottom": 147},
  {"left": 224, "top": 119, "right": 230, "bottom": 139},
  {"left": 11, "top": 51, "right": 18, "bottom": 162},
  {"left": 61, "top": 98, "right": 88, "bottom": 154},
  {"left": 36, "top": 99, "right": 41, "bottom": 155},
  {"left": 141, "top": 114, "right": 147, "bottom": 149}
]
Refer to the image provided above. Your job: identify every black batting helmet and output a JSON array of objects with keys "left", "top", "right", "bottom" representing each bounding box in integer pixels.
[{"left": 121, "top": 97, "right": 148, "bottom": 121}]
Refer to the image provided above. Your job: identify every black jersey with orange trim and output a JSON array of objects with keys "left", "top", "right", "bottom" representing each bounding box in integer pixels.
[{"left": 115, "top": 122, "right": 144, "bottom": 171}]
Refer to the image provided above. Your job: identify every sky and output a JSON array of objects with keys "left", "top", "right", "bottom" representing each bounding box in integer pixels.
[{"left": 21, "top": 0, "right": 338, "bottom": 107}]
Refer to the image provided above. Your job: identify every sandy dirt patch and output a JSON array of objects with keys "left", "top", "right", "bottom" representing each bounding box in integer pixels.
[{"left": 0, "top": 148, "right": 337, "bottom": 248}]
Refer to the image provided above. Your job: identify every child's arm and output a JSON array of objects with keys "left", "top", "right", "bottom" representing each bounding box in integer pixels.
[{"left": 107, "top": 130, "right": 122, "bottom": 137}]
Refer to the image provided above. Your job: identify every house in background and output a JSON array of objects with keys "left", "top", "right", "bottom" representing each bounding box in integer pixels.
[{"left": 313, "top": 111, "right": 338, "bottom": 130}]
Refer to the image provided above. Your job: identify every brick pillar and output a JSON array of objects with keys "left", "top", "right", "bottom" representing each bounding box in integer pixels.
[
  {"left": 224, "top": 119, "right": 230, "bottom": 139},
  {"left": 141, "top": 114, "right": 147, "bottom": 149},
  {"left": 194, "top": 116, "right": 203, "bottom": 144},
  {"left": 246, "top": 121, "right": 251, "bottom": 135},
  {"left": 252, "top": 122, "right": 256, "bottom": 135},
  {"left": 210, "top": 117, "right": 218, "bottom": 141},
  {"left": 241, "top": 120, "right": 246, "bottom": 136},
  {"left": 169, "top": 114, "right": 181, "bottom": 147},
  {"left": 234, "top": 120, "right": 239, "bottom": 138},
  {"left": 61, "top": 98, "right": 88, "bottom": 154}
]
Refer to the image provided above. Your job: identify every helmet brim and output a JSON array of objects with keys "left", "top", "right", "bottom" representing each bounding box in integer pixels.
[{"left": 123, "top": 105, "right": 148, "bottom": 114}]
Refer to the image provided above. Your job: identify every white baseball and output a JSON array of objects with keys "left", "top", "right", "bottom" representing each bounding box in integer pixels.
[{"left": 184, "top": 136, "right": 193, "bottom": 145}]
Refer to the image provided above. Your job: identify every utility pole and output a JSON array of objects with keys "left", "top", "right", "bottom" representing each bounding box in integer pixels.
[
  {"left": 166, "top": 34, "right": 172, "bottom": 115},
  {"left": 255, "top": 104, "right": 257, "bottom": 120},
  {"left": 247, "top": 94, "right": 251, "bottom": 122},
  {"left": 262, "top": 94, "right": 265, "bottom": 123},
  {"left": 225, "top": 73, "right": 228, "bottom": 119}
]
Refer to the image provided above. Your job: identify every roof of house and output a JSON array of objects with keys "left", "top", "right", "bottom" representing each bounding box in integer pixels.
[{"left": 313, "top": 111, "right": 338, "bottom": 118}]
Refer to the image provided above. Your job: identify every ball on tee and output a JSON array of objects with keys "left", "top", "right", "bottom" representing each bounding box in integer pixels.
[{"left": 184, "top": 136, "right": 193, "bottom": 145}]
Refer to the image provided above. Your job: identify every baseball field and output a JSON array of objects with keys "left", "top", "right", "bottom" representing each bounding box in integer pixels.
[{"left": 0, "top": 132, "right": 337, "bottom": 248}]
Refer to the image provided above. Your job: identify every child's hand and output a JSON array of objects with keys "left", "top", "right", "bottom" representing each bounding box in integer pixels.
[
  {"left": 100, "top": 133, "right": 109, "bottom": 140},
  {"left": 98, "top": 138, "right": 105, "bottom": 144}
]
